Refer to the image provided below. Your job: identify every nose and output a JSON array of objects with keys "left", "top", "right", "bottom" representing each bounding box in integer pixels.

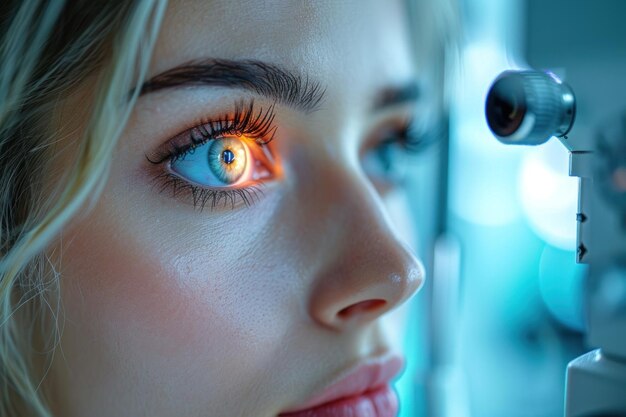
[{"left": 307, "top": 171, "right": 424, "bottom": 331}]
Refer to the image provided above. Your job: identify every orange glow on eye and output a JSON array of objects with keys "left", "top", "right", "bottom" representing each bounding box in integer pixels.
[{"left": 241, "top": 136, "right": 283, "bottom": 183}]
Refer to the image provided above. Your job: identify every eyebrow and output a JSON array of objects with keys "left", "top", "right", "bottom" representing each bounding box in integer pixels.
[
  {"left": 373, "top": 82, "right": 421, "bottom": 111},
  {"left": 138, "top": 58, "right": 327, "bottom": 113}
]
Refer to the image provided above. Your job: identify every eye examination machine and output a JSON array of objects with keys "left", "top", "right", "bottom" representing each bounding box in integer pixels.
[{"left": 484, "top": 1, "right": 626, "bottom": 415}]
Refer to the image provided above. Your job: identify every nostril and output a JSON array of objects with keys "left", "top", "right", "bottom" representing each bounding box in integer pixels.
[{"left": 337, "top": 299, "right": 387, "bottom": 319}]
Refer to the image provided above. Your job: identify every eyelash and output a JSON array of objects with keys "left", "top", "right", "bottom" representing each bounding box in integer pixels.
[
  {"left": 151, "top": 173, "right": 266, "bottom": 211},
  {"left": 145, "top": 99, "right": 277, "bottom": 165},
  {"left": 145, "top": 99, "right": 277, "bottom": 211},
  {"left": 390, "top": 116, "right": 442, "bottom": 154}
]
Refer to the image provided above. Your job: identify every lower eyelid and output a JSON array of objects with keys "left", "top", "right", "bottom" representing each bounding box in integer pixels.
[{"left": 150, "top": 171, "right": 267, "bottom": 212}]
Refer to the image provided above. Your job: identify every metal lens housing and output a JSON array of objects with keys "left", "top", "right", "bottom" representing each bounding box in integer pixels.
[{"left": 485, "top": 70, "right": 576, "bottom": 145}]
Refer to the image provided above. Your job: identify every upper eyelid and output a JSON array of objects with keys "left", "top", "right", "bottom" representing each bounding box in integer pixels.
[{"left": 144, "top": 100, "right": 278, "bottom": 165}]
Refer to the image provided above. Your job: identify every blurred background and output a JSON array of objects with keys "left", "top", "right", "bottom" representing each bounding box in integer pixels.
[{"left": 393, "top": 0, "right": 626, "bottom": 416}]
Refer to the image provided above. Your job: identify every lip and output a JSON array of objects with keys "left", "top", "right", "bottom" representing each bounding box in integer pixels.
[{"left": 278, "top": 353, "right": 404, "bottom": 417}]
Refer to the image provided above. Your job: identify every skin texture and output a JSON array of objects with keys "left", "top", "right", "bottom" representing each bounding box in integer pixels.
[{"left": 47, "top": 0, "right": 426, "bottom": 416}]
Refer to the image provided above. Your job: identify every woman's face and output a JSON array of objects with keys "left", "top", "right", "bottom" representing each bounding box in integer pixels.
[{"left": 50, "top": 0, "right": 425, "bottom": 416}]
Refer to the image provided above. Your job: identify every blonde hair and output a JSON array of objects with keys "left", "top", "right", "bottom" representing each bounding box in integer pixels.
[{"left": 0, "top": 1, "right": 166, "bottom": 416}]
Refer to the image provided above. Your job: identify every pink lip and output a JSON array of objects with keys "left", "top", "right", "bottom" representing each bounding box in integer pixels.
[{"left": 279, "top": 354, "right": 404, "bottom": 416}]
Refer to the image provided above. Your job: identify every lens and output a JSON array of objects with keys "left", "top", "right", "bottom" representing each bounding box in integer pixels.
[
  {"left": 486, "top": 75, "right": 527, "bottom": 137},
  {"left": 485, "top": 70, "right": 576, "bottom": 146}
]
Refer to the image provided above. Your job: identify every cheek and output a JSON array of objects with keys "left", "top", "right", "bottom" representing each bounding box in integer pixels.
[
  {"left": 60, "top": 224, "right": 205, "bottom": 355},
  {"left": 56, "top": 184, "right": 298, "bottom": 387}
]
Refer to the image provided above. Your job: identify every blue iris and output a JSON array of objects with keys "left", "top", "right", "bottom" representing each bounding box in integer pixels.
[{"left": 170, "top": 138, "right": 247, "bottom": 186}]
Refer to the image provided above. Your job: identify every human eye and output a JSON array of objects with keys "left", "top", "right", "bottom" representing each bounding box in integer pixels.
[
  {"left": 145, "top": 99, "right": 279, "bottom": 211},
  {"left": 362, "top": 115, "right": 440, "bottom": 187}
]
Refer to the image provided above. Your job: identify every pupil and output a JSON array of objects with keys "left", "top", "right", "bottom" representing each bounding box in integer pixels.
[{"left": 222, "top": 149, "right": 235, "bottom": 164}]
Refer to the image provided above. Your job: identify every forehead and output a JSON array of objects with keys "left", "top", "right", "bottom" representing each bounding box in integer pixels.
[{"left": 151, "top": 0, "right": 417, "bottom": 99}]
